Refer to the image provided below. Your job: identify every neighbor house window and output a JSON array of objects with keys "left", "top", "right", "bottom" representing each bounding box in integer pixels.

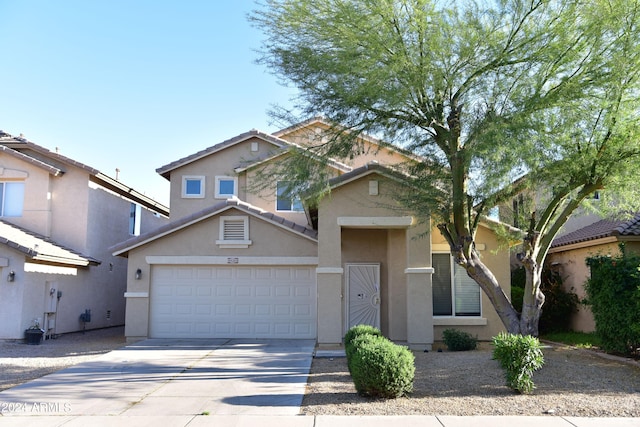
[
  {"left": 276, "top": 181, "right": 303, "bottom": 212},
  {"left": 182, "top": 176, "right": 205, "bottom": 198},
  {"left": 432, "top": 253, "right": 481, "bottom": 317},
  {"left": 0, "top": 182, "right": 24, "bottom": 217},
  {"left": 129, "top": 203, "right": 141, "bottom": 236},
  {"left": 216, "top": 216, "right": 251, "bottom": 248},
  {"left": 215, "top": 176, "right": 237, "bottom": 199}
]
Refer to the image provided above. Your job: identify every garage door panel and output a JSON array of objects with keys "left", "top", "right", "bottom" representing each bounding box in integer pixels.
[{"left": 150, "top": 265, "right": 317, "bottom": 339}]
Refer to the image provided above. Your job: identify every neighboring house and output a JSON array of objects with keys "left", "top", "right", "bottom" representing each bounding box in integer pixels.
[
  {"left": 111, "top": 119, "right": 512, "bottom": 349},
  {"left": 547, "top": 213, "right": 640, "bottom": 332},
  {"left": 0, "top": 130, "right": 169, "bottom": 340}
]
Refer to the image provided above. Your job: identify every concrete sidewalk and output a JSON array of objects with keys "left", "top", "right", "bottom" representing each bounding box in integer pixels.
[{"left": 0, "top": 414, "right": 638, "bottom": 426}]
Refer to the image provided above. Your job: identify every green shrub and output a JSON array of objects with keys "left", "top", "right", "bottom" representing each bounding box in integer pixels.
[
  {"left": 585, "top": 244, "right": 640, "bottom": 357},
  {"left": 538, "top": 268, "right": 580, "bottom": 334},
  {"left": 511, "top": 266, "right": 579, "bottom": 333},
  {"left": 492, "top": 332, "right": 544, "bottom": 394},
  {"left": 349, "top": 334, "right": 415, "bottom": 398},
  {"left": 344, "top": 324, "right": 382, "bottom": 360},
  {"left": 442, "top": 328, "right": 477, "bottom": 351}
]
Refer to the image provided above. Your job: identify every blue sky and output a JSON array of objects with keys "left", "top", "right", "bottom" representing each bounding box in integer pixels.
[{"left": 0, "top": 1, "right": 295, "bottom": 206}]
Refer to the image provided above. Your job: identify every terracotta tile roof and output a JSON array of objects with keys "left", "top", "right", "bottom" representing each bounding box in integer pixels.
[
  {"left": 0, "top": 220, "right": 100, "bottom": 266},
  {"left": 111, "top": 197, "right": 317, "bottom": 256},
  {"left": 551, "top": 213, "right": 640, "bottom": 249}
]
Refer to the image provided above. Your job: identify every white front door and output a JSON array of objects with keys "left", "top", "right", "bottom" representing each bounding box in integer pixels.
[{"left": 346, "top": 264, "right": 381, "bottom": 331}]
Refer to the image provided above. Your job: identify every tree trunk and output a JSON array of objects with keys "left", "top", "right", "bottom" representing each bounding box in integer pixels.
[
  {"left": 519, "top": 256, "right": 545, "bottom": 336},
  {"left": 463, "top": 250, "right": 522, "bottom": 334}
]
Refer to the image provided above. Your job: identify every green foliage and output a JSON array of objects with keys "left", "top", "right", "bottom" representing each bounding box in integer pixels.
[
  {"left": 253, "top": 0, "right": 640, "bottom": 336},
  {"left": 510, "top": 267, "right": 525, "bottom": 313},
  {"left": 511, "top": 266, "right": 579, "bottom": 334},
  {"left": 538, "top": 269, "right": 580, "bottom": 334},
  {"left": 541, "top": 331, "right": 602, "bottom": 349},
  {"left": 585, "top": 245, "right": 640, "bottom": 357},
  {"left": 492, "top": 332, "right": 545, "bottom": 394},
  {"left": 348, "top": 334, "right": 415, "bottom": 398},
  {"left": 344, "top": 324, "right": 383, "bottom": 361},
  {"left": 442, "top": 328, "right": 478, "bottom": 351}
]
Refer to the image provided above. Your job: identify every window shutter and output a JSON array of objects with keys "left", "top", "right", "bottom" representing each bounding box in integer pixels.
[
  {"left": 432, "top": 254, "right": 453, "bottom": 316},
  {"left": 454, "top": 264, "right": 481, "bottom": 316},
  {"left": 223, "top": 219, "right": 246, "bottom": 241}
]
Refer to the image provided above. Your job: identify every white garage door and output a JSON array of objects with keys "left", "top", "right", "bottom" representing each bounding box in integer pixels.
[{"left": 149, "top": 265, "right": 317, "bottom": 339}]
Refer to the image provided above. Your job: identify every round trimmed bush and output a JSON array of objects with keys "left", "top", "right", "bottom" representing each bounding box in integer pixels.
[
  {"left": 344, "top": 324, "right": 383, "bottom": 360},
  {"left": 349, "top": 334, "right": 415, "bottom": 398}
]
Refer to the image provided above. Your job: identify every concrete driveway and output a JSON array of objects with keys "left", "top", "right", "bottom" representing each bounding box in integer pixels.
[{"left": 0, "top": 338, "right": 315, "bottom": 419}]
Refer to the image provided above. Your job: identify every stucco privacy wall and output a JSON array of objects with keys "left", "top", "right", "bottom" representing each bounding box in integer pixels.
[
  {"left": 431, "top": 224, "right": 511, "bottom": 341},
  {"left": 123, "top": 209, "right": 318, "bottom": 339},
  {"left": 167, "top": 136, "right": 279, "bottom": 220},
  {"left": 548, "top": 241, "right": 640, "bottom": 332},
  {"left": 316, "top": 172, "right": 433, "bottom": 349}
]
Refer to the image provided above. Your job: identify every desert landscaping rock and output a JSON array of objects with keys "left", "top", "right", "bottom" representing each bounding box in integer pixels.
[
  {"left": 2, "top": 329, "right": 639, "bottom": 417},
  {"left": 302, "top": 344, "right": 640, "bottom": 417}
]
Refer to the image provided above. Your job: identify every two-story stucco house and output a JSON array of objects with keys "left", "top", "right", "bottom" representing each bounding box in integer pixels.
[
  {"left": 112, "top": 119, "right": 511, "bottom": 349},
  {"left": 0, "top": 130, "right": 169, "bottom": 340}
]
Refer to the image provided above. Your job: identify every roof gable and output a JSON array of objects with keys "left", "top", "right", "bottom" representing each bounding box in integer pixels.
[
  {"left": 273, "top": 117, "right": 417, "bottom": 164},
  {"left": 111, "top": 198, "right": 318, "bottom": 256},
  {"left": 155, "top": 129, "right": 290, "bottom": 179}
]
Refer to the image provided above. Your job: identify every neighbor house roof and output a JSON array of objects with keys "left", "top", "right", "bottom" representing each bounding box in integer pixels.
[
  {"left": 0, "top": 220, "right": 100, "bottom": 266},
  {"left": 111, "top": 197, "right": 318, "bottom": 257},
  {"left": 0, "top": 130, "right": 169, "bottom": 217},
  {"left": 551, "top": 213, "right": 640, "bottom": 250}
]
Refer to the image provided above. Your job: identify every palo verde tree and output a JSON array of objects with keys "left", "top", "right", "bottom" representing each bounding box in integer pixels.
[{"left": 251, "top": 0, "right": 640, "bottom": 336}]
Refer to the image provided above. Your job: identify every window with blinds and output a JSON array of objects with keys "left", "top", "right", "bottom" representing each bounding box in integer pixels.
[{"left": 432, "top": 253, "right": 481, "bottom": 317}]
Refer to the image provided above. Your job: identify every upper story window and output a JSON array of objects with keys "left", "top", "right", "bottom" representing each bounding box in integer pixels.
[
  {"left": 216, "top": 216, "right": 252, "bottom": 248},
  {"left": 0, "top": 182, "right": 25, "bottom": 217},
  {"left": 129, "top": 203, "right": 141, "bottom": 236},
  {"left": 215, "top": 176, "right": 237, "bottom": 199},
  {"left": 276, "top": 181, "right": 304, "bottom": 212},
  {"left": 432, "top": 253, "right": 481, "bottom": 317},
  {"left": 182, "top": 176, "right": 205, "bottom": 198}
]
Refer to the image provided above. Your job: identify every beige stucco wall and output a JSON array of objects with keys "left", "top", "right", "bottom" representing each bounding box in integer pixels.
[
  {"left": 547, "top": 240, "right": 640, "bottom": 332},
  {"left": 0, "top": 152, "right": 169, "bottom": 338},
  {"left": 0, "top": 155, "right": 56, "bottom": 238},
  {"left": 167, "top": 137, "right": 280, "bottom": 220},
  {"left": 431, "top": 224, "right": 511, "bottom": 342},
  {"left": 316, "top": 173, "right": 433, "bottom": 348},
  {"left": 276, "top": 122, "right": 409, "bottom": 169},
  {"left": 123, "top": 208, "right": 318, "bottom": 339}
]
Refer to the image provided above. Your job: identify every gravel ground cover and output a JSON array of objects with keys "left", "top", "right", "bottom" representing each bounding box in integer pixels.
[
  {"left": 0, "top": 327, "right": 126, "bottom": 391},
  {"left": 2, "top": 329, "right": 639, "bottom": 417},
  {"left": 301, "top": 344, "right": 640, "bottom": 417}
]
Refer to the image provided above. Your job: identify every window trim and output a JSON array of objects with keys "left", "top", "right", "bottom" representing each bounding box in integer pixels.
[
  {"left": 182, "top": 176, "right": 205, "bottom": 198},
  {"left": 129, "top": 203, "right": 142, "bottom": 236},
  {"left": 0, "top": 181, "right": 25, "bottom": 217},
  {"left": 276, "top": 181, "right": 304, "bottom": 212},
  {"left": 215, "top": 176, "right": 238, "bottom": 199},
  {"left": 216, "top": 216, "right": 252, "bottom": 248},
  {"left": 432, "top": 252, "right": 482, "bottom": 319}
]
